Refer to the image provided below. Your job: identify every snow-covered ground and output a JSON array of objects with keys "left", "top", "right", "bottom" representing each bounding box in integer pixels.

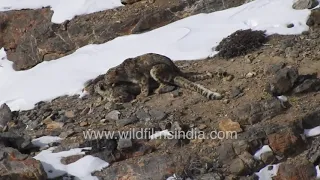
[
  {"left": 34, "top": 147, "right": 109, "bottom": 180},
  {"left": 31, "top": 136, "right": 63, "bottom": 148},
  {"left": 0, "top": 0, "right": 123, "bottom": 23},
  {"left": 0, "top": 0, "right": 311, "bottom": 111}
]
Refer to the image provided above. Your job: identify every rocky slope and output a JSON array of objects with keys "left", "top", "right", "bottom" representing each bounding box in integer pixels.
[{"left": 1, "top": 0, "right": 320, "bottom": 180}]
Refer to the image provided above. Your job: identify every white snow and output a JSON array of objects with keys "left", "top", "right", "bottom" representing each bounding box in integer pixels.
[
  {"left": 316, "top": 165, "right": 320, "bottom": 179},
  {"left": 255, "top": 164, "right": 280, "bottom": 180},
  {"left": 149, "top": 130, "right": 173, "bottom": 139},
  {"left": 34, "top": 147, "right": 109, "bottom": 180},
  {"left": 0, "top": 0, "right": 123, "bottom": 23},
  {"left": 0, "top": 0, "right": 312, "bottom": 111},
  {"left": 304, "top": 126, "right": 320, "bottom": 137},
  {"left": 253, "top": 145, "right": 273, "bottom": 160},
  {"left": 32, "top": 136, "right": 63, "bottom": 148},
  {"left": 277, "top": 95, "right": 288, "bottom": 102}
]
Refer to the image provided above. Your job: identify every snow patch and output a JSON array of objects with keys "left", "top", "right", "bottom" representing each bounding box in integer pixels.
[
  {"left": 32, "top": 136, "right": 63, "bottom": 148},
  {"left": 0, "top": 0, "right": 123, "bottom": 23},
  {"left": 277, "top": 95, "right": 288, "bottom": 102},
  {"left": 316, "top": 165, "right": 320, "bottom": 179},
  {"left": 150, "top": 130, "right": 173, "bottom": 139},
  {"left": 34, "top": 147, "right": 109, "bottom": 180},
  {"left": 304, "top": 126, "right": 320, "bottom": 137}
]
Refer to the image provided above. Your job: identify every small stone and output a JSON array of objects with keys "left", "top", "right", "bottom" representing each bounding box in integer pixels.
[
  {"left": 59, "top": 130, "right": 75, "bottom": 139},
  {"left": 229, "top": 158, "right": 246, "bottom": 175},
  {"left": 293, "top": 78, "right": 320, "bottom": 94},
  {"left": 136, "top": 109, "right": 151, "bottom": 121},
  {"left": 117, "top": 116, "right": 139, "bottom": 127},
  {"left": 245, "top": 54, "right": 255, "bottom": 63},
  {"left": 223, "top": 75, "right": 234, "bottom": 82},
  {"left": 117, "top": 139, "right": 133, "bottom": 149},
  {"left": 46, "top": 121, "right": 64, "bottom": 130},
  {"left": 64, "top": 110, "right": 75, "bottom": 118},
  {"left": 223, "top": 99, "right": 230, "bottom": 104},
  {"left": 80, "top": 107, "right": 90, "bottom": 115},
  {"left": 292, "top": 0, "right": 319, "bottom": 9},
  {"left": 79, "top": 121, "right": 89, "bottom": 127},
  {"left": 219, "top": 119, "right": 243, "bottom": 133},
  {"left": 238, "top": 151, "right": 258, "bottom": 170},
  {"left": 217, "top": 143, "right": 236, "bottom": 163},
  {"left": 260, "top": 151, "right": 276, "bottom": 165},
  {"left": 42, "top": 115, "right": 54, "bottom": 124},
  {"left": 106, "top": 110, "right": 121, "bottom": 120},
  {"left": 171, "top": 90, "right": 182, "bottom": 98},
  {"left": 286, "top": 23, "right": 294, "bottom": 28},
  {"left": 233, "top": 140, "right": 250, "bottom": 155},
  {"left": 104, "top": 102, "right": 124, "bottom": 110},
  {"left": 149, "top": 109, "right": 167, "bottom": 121},
  {"left": 100, "top": 119, "right": 108, "bottom": 123},
  {"left": 171, "top": 121, "right": 182, "bottom": 131},
  {"left": 0, "top": 103, "right": 12, "bottom": 128},
  {"left": 246, "top": 72, "right": 256, "bottom": 78},
  {"left": 198, "top": 124, "right": 207, "bottom": 130},
  {"left": 61, "top": 154, "right": 85, "bottom": 165},
  {"left": 231, "top": 87, "right": 244, "bottom": 99}
]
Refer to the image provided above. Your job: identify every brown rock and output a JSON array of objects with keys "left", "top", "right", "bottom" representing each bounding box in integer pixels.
[
  {"left": 219, "top": 119, "right": 243, "bottom": 133},
  {"left": 260, "top": 151, "right": 276, "bottom": 165},
  {"left": 42, "top": 115, "right": 54, "bottom": 124},
  {"left": 61, "top": 154, "right": 85, "bottom": 165},
  {"left": 198, "top": 124, "right": 207, "bottom": 130},
  {"left": 233, "top": 98, "right": 288, "bottom": 125},
  {"left": 238, "top": 151, "right": 259, "bottom": 171},
  {"left": 266, "top": 67, "right": 299, "bottom": 95},
  {"left": 274, "top": 160, "right": 316, "bottom": 180},
  {"left": 217, "top": 143, "right": 236, "bottom": 163},
  {"left": 232, "top": 140, "right": 250, "bottom": 155},
  {"left": 268, "top": 127, "right": 305, "bottom": 156},
  {"left": 229, "top": 158, "right": 246, "bottom": 175},
  {"left": 64, "top": 110, "right": 75, "bottom": 118},
  {"left": 79, "top": 121, "right": 89, "bottom": 127},
  {"left": 0, "top": 8, "right": 53, "bottom": 50},
  {"left": 307, "top": 8, "right": 320, "bottom": 27},
  {"left": 0, "top": 147, "right": 47, "bottom": 180},
  {"left": 46, "top": 121, "right": 64, "bottom": 130}
]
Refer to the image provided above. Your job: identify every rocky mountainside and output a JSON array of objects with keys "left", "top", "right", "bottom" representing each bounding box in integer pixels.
[{"left": 1, "top": 0, "right": 320, "bottom": 180}]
